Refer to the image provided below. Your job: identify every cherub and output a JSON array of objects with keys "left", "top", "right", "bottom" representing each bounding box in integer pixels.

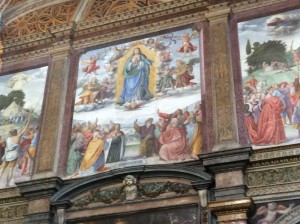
[
  {"left": 253, "top": 202, "right": 294, "bottom": 224},
  {"left": 123, "top": 175, "right": 137, "bottom": 201},
  {"left": 81, "top": 52, "right": 106, "bottom": 77},
  {"left": 81, "top": 55, "right": 101, "bottom": 77},
  {"left": 177, "top": 31, "right": 198, "bottom": 58}
]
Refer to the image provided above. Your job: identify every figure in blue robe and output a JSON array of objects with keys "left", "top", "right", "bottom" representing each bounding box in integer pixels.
[{"left": 119, "top": 48, "right": 153, "bottom": 104}]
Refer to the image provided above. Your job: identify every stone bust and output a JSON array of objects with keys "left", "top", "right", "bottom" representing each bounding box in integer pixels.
[{"left": 123, "top": 175, "right": 137, "bottom": 201}]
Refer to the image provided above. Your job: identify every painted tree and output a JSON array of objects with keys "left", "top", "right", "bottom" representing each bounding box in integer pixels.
[
  {"left": 0, "top": 95, "right": 9, "bottom": 110},
  {"left": 246, "top": 40, "right": 287, "bottom": 72},
  {"left": 246, "top": 39, "right": 252, "bottom": 55},
  {"left": 7, "top": 90, "right": 25, "bottom": 107}
]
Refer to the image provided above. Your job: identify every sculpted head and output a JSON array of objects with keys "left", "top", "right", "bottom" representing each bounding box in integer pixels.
[{"left": 123, "top": 175, "right": 137, "bottom": 186}]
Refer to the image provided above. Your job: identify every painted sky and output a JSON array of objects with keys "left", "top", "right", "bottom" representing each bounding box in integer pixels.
[
  {"left": 238, "top": 8, "right": 300, "bottom": 77},
  {"left": 73, "top": 28, "right": 201, "bottom": 127},
  {"left": 0, "top": 66, "right": 48, "bottom": 114}
]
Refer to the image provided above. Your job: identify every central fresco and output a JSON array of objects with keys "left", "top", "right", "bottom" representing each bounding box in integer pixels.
[{"left": 67, "top": 28, "right": 202, "bottom": 177}]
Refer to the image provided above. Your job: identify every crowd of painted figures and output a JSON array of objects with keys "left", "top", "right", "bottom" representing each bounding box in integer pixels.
[
  {"left": 67, "top": 104, "right": 203, "bottom": 177},
  {"left": 244, "top": 70, "right": 300, "bottom": 146},
  {"left": 0, "top": 119, "right": 38, "bottom": 187}
]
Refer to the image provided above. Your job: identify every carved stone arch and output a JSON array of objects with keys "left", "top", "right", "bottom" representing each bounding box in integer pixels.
[
  {"left": 51, "top": 162, "right": 213, "bottom": 223},
  {"left": 273, "top": 205, "right": 300, "bottom": 224}
]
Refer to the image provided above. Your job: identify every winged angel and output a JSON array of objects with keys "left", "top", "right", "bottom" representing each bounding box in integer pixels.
[{"left": 252, "top": 202, "right": 294, "bottom": 224}]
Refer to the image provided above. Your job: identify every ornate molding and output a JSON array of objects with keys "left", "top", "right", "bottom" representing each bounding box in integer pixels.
[
  {"left": 246, "top": 164, "right": 300, "bottom": 187},
  {"left": 247, "top": 182, "right": 300, "bottom": 196},
  {"left": 84, "top": 0, "right": 175, "bottom": 21},
  {"left": 0, "top": 204, "right": 28, "bottom": 222},
  {"left": 73, "top": 181, "right": 192, "bottom": 207},
  {"left": 250, "top": 144, "right": 300, "bottom": 162},
  {"left": 205, "top": 2, "right": 231, "bottom": 21},
  {"left": 209, "top": 198, "right": 252, "bottom": 211},
  {"left": 2, "top": 0, "right": 80, "bottom": 39},
  {"left": 208, "top": 198, "right": 253, "bottom": 222},
  {"left": 1, "top": 48, "right": 49, "bottom": 65},
  {"left": 78, "top": 0, "right": 208, "bottom": 32},
  {"left": 1, "top": 32, "right": 53, "bottom": 53},
  {"left": 73, "top": 11, "right": 205, "bottom": 50},
  {"left": 231, "top": 0, "right": 287, "bottom": 13}
]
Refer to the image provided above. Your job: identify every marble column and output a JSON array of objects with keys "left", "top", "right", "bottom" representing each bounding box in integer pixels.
[{"left": 204, "top": 3, "right": 241, "bottom": 151}]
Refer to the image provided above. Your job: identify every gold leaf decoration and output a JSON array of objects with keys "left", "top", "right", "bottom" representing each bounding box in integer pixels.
[
  {"left": 85, "top": 0, "right": 174, "bottom": 21},
  {"left": 2, "top": 0, "right": 80, "bottom": 39}
]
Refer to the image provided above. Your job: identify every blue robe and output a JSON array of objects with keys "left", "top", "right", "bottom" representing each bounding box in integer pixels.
[{"left": 120, "top": 54, "right": 153, "bottom": 103}]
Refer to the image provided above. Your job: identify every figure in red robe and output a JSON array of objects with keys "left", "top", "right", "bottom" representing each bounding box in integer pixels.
[
  {"left": 245, "top": 88, "right": 286, "bottom": 145},
  {"left": 157, "top": 109, "right": 190, "bottom": 161}
]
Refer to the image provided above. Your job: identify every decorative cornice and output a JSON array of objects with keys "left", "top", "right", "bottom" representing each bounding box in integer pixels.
[
  {"left": 0, "top": 204, "right": 28, "bottom": 222},
  {"left": 77, "top": 0, "right": 208, "bottom": 33},
  {"left": 247, "top": 182, "right": 300, "bottom": 197},
  {"left": 231, "top": 0, "right": 287, "bottom": 14},
  {"left": 200, "top": 147, "right": 252, "bottom": 173},
  {"left": 49, "top": 39, "right": 75, "bottom": 59},
  {"left": 0, "top": 196, "right": 26, "bottom": 205},
  {"left": 1, "top": 48, "right": 49, "bottom": 65},
  {"left": 73, "top": 11, "right": 206, "bottom": 50},
  {"left": 205, "top": 2, "right": 231, "bottom": 21},
  {"left": 48, "top": 21, "right": 77, "bottom": 39},
  {"left": 208, "top": 197, "right": 253, "bottom": 219},
  {"left": 52, "top": 163, "right": 212, "bottom": 203},
  {"left": 16, "top": 177, "right": 63, "bottom": 199},
  {"left": 246, "top": 164, "right": 300, "bottom": 187},
  {"left": 250, "top": 144, "right": 300, "bottom": 162},
  {"left": 1, "top": 32, "right": 53, "bottom": 52}
]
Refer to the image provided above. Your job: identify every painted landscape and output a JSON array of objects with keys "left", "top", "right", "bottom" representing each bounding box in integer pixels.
[
  {"left": 0, "top": 67, "right": 47, "bottom": 187},
  {"left": 67, "top": 28, "right": 203, "bottom": 178},
  {"left": 238, "top": 9, "right": 300, "bottom": 149}
]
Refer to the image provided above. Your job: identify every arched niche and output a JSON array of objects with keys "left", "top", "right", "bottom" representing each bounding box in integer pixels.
[{"left": 51, "top": 162, "right": 213, "bottom": 223}]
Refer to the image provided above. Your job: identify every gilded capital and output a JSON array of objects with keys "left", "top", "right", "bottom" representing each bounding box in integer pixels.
[{"left": 209, "top": 198, "right": 253, "bottom": 223}]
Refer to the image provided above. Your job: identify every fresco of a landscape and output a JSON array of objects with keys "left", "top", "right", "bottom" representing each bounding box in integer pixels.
[
  {"left": 238, "top": 9, "right": 300, "bottom": 149},
  {"left": 0, "top": 67, "right": 47, "bottom": 187},
  {"left": 67, "top": 28, "right": 203, "bottom": 177}
]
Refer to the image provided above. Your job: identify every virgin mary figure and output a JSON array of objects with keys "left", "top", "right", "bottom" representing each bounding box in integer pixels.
[{"left": 119, "top": 48, "right": 153, "bottom": 104}]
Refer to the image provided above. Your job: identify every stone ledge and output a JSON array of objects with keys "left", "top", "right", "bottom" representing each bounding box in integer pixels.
[{"left": 200, "top": 147, "right": 252, "bottom": 173}]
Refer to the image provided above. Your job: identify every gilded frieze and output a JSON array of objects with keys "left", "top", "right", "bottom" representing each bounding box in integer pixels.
[{"left": 246, "top": 165, "right": 300, "bottom": 187}]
